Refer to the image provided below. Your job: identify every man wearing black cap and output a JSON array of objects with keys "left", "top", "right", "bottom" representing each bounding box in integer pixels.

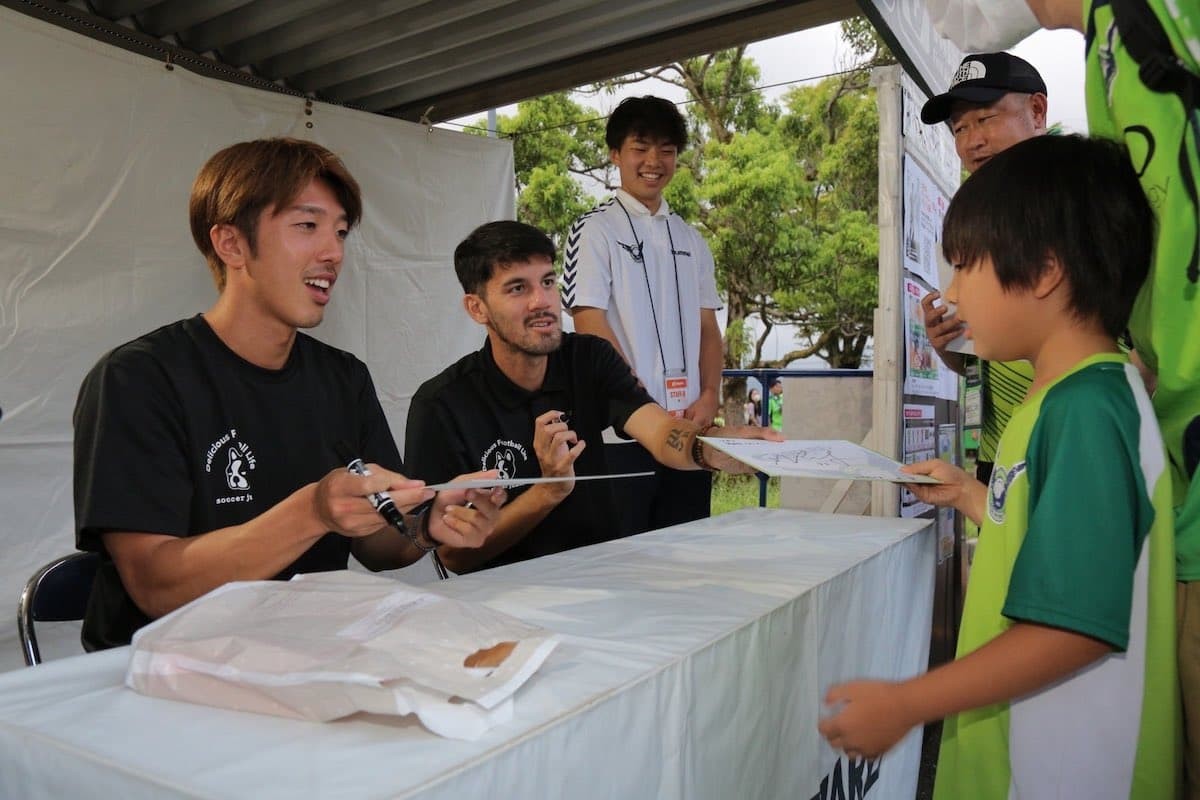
[
  {"left": 918, "top": 52, "right": 1047, "bottom": 485},
  {"left": 920, "top": 51, "right": 1048, "bottom": 171}
]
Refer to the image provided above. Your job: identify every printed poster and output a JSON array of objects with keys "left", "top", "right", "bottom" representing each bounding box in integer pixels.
[
  {"left": 904, "top": 277, "right": 958, "bottom": 400},
  {"left": 900, "top": 73, "right": 961, "bottom": 193},
  {"left": 901, "top": 404, "right": 936, "bottom": 518},
  {"left": 902, "top": 154, "right": 950, "bottom": 286},
  {"left": 937, "top": 424, "right": 956, "bottom": 465},
  {"left": 937, "top": 507, "right": 956, "bottom": 564}
]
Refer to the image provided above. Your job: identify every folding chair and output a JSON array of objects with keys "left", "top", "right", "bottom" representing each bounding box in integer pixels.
[{"left": 17, "top": 552, "right": 100, "bottom": 666}]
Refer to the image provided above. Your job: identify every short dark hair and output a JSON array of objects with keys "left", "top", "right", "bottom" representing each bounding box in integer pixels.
[
  {"left": 454, "top": 220, "right": 557, "bottom": 294},
  {"left": 189, "top": 138, "right": 361, "bottom": 291},
  {"left": 941, "top": 134, "right": 1153, "bottom": 338},
  {"left": 605, "top": 96, "right": 688, "bottom": 152}
]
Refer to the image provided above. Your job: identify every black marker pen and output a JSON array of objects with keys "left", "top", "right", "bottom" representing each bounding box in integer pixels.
[{"left": 334, "top": 444, "right": 406, "bottom": 531}]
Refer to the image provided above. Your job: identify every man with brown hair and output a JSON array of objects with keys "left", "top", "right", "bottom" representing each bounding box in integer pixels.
[
  {"left": 406, "top": 221, "right": 778, "bottom": 574},
  {"left": 73, "top": 138, "right": 502, "bottom": 650}
]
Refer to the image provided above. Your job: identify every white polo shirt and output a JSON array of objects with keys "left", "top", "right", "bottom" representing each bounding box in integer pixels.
[{"left": 561, "top": 189, "right": 721, "bottom": 410}]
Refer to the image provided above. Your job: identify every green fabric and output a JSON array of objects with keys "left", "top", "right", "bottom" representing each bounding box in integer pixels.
[
  {"left": 1002, "top": 364, "right": 1151, "bottom": 650},
  {"left": 1085, "top": 0, "right": 1200, "bottom": 577},
  {"left": 933, "top": 354, "right": 1179, "bottom": 800},
  {"left": 978, "top": 359, "right": 1035, "bottom": 463},
  {"left": 767, "top": 393, "right": 782, "bottom": 431}
]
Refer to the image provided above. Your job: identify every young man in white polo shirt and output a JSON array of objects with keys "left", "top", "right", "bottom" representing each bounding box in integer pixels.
[{"left": 562, "top": 96, "right": 723, "bottom": 536}]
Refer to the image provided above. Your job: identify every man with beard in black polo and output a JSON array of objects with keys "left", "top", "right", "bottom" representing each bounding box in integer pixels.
[{"left": 405, "top": 221, "right": 779, "bottom": 574}]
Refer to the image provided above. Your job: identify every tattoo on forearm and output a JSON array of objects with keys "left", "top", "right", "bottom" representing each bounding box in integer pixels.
[{"left": 666, "top": 427, "right": 686, "bottom": 452}]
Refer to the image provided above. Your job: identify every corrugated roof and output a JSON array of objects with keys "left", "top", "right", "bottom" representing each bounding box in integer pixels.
[{"left": 6, "top": 0, "right": 855, "bottom": 121}]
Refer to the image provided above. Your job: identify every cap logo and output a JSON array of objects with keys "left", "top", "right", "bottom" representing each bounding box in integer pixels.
[{"left": 951, "top": 60, "right": 986, "bottom": 87}]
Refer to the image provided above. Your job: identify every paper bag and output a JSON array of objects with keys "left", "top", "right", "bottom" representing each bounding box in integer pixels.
[{"left": 126, "top": 571, "right": 559, "bottom": 740}]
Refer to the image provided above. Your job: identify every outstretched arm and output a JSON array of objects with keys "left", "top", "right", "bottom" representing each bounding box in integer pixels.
[
  {"left": 819, "top": 621, "right": 1112, "bottom": 758},
  {"left": 622, "top": 402, "right": 782, "bottom": 472}
]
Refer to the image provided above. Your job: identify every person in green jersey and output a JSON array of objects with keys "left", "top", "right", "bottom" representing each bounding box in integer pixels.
[
  {"left": 1019, "top": 0, "right": 1200, "bottom": 793},
  {"left": 819, "top": 135, "right": 1180, "bottom": 799},
  {"left": 767, "top": 378, "right": 783, "bottom": 432},
  {"left": 919, "top": 51, "right": 1046, "bottom": 484}
]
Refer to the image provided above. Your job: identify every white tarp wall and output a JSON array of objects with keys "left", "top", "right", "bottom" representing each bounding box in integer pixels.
[{"left": 0, "top": 8, "right": 515, "bottom": 671}]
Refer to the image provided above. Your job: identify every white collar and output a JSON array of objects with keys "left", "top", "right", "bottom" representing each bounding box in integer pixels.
[{"left": 616, "top": 188, "right": 670, "bottom": 219}]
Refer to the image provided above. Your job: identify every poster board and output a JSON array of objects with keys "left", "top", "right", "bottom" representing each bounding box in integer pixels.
[{"left": 872, "top": 66, "right": 965, "bottom": 685}]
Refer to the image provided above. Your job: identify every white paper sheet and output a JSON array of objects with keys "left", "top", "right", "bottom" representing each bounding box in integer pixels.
[
  {"left": 425, "top": 472, "right": 654, "bottom": 491},
  {"left": 700, "top": 438, "right": 940, "bottom": 484}
]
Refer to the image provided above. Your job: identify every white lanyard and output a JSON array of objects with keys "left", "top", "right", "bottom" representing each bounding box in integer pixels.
[{"left": 614, "top": 198, "right": 686, "bottom": 373}]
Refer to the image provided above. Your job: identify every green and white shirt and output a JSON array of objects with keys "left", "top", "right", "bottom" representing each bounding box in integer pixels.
[
  {"left": 1085, "top": 0, "right": 1200, "bottom": 578},
  {"left": 934, "top": 354, "right": 1180, "bottom": 800}
]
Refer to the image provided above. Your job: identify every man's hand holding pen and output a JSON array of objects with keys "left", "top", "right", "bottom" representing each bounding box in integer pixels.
[
  {"left": 313, "top": 463, "right": 432, "bottom": 538},
  {"left": 321, "top": 452, "right": 506, "bottom": 552},
  {"left": 535, "top": 412, "right": 585, "bottom": 501},
  {"left": 533, "top": 409, "right": 585, "bottom": 501}
]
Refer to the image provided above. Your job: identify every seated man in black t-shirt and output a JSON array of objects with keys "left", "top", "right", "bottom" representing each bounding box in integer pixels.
[
  {"left": 73, "top": 138, "right": 504, "bottom": 649},
  {"left": 404, "top": 221, "right": 781, "bottom": 574}
]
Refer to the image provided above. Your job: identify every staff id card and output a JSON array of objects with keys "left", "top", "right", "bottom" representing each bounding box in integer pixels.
[{"left": 664, "top": 369, "right": 689, "bottom": 417}]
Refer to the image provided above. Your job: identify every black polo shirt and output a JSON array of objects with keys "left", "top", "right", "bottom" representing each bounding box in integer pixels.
[{"left": 404, "top": 332, "right": 655, "bottom": 572}]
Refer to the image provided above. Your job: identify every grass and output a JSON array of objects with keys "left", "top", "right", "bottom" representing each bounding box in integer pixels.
[{"left": 710, "top": 472, "right": 781, "bottom": 516}]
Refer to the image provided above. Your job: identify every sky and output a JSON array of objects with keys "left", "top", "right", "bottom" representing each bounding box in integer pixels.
[
  {"left": 736, "top": 23, "right": 1086, "bottom": 131},
  {"left": 446, "top": 22, "right": 1088, "bottom": 135},
  {"left": 442, "top": 21, "right": 1091, "bottom": 368}
]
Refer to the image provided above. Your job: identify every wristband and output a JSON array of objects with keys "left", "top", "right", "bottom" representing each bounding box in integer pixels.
[
  {"left": 406, "top": 505, "right": 439, "bottom": 552},
  {"left": 691, "top": 424, "right": 720, "bottom": 472}
]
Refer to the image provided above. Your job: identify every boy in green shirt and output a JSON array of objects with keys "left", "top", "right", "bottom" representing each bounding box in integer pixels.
[{"left": 819, "top": 134, "right": 1180, "bottom": 798}]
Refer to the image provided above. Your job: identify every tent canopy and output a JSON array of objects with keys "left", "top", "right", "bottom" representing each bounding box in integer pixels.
[{"left": 7, "top": 0, "right": 856, "bottom": 122}]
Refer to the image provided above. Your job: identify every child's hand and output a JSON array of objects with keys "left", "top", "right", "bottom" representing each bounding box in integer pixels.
[
  {"left": 817, "top": 680, "right": 916, "bottom": 760},
  {"left": 902, "top": 459, "right": 975, "bottom": 509}
]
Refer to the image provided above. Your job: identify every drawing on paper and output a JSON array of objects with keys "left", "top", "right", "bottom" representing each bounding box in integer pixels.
[{"left": 699, "top": 438, "right": 940, "bottom": 484}]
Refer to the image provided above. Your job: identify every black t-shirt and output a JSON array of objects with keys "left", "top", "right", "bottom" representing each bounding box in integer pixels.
[
  {"left": 73, "top": 315, "right": 402, "bottom": 649},
  {"left": 404, "top": 333, "right": 654, "bottom": 572}
]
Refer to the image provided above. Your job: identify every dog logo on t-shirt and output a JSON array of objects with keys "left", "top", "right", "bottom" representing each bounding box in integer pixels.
[
  {"left": 225, "top": 448, "right": 250, "bottom": 491},
  {"left": 204, "top": 428, "right": 257, "bottom": 505},
  {"left": 481, "top": 439, "right": 529, "bottom": 480},
  {"left": 493, "top": 449, "right": 517, "bottom": 479}
]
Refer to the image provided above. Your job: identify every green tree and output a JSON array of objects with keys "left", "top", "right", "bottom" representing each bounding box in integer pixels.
[
  {"left": 770, "top": 74, "right": 882, "bottom": 370},
  {"left": 469, "top": 93, "right": 609, "bottom": 255}
]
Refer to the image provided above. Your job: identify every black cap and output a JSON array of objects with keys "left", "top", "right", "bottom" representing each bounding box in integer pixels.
[{"left": 921, "top": 52, "right": 1047, "bottom": 125}]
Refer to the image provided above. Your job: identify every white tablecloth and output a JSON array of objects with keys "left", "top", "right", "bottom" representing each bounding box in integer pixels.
[{"left": 0, "top": 508, "right": 934, "bottom": 799}]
